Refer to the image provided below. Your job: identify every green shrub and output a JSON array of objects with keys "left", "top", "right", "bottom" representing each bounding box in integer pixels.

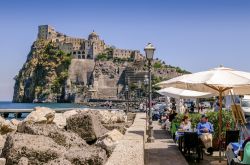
[
  {"left": 96, "top": 53, "right": 108, "bottom": 61},
  {"left": 153, "top": 61, "right": 162, "bottom": 69}
]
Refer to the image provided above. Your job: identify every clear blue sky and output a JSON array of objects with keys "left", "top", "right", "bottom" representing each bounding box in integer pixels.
[{"left": 0, "top": 0, "right": 250, "bottom": 101}]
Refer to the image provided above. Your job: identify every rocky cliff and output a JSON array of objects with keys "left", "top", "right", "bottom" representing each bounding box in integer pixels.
[
  {"left": 13, "top": 40, "right": 190, "bottom": 103},
  {"left": 13, "top": 40, "right": 72, "bottom": 103}
]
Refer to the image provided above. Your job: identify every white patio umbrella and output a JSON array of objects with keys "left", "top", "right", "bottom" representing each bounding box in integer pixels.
[
  {"left": 157, "top": 87, "right": 214, "bottom": 99},
  {"left": 157, "top": 87, "right": 214, "bottom": 114},
  {"left": 156, "top": 66, "right": 250, "bottom": 160}
]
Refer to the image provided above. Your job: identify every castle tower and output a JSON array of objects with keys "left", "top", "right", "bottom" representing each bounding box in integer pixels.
[
  {"left": 37, "top": 25, "right": 57, "bottom": 41},
  {"left": 88, "top": 30, "right": 99, "bottom": 41}
]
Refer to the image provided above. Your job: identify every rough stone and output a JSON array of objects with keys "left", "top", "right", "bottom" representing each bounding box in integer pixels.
[
  {"left": 97, "top": 110, "right": 127, "bottom": 124},
  {"left": 103, "top": 123, "right": 127, "bottom": 134},
  {"left": 24, "top": 107, "right": 55, "bottom": 124},
  {"left": 44, "top": 158, "right": 72, "bottom": 165},
  {"left": 0, "top": 117, "right": 17, "bottom": 135},
  {"left": 18, "top": 157, "right": 29, "bottom": 165},
  {"left": 1, "top": 133, "right": 66, "bottom": 165},
  {"left": 0, "top": 135, "right": 6, "bottom": 155},
  {"left": 53, "top": 113, "right": 66, "bottom": 129},
  {"left": 65, "top": 146, "right": 107, "bottom": 165},
  {"left": 10, "top": 119, "right": 20, "bottom": 126},
  {"left": 53, "top": 109, "right": 90, "bottom": 129},
  {"left": 17, "top": 122, "right": 87, "bottom": 149},
  {"left": 98, "top": 110, "right": 112, "bottom": 124},
  {"left": 110, "top": 110, "right": 127, "bottom": 123},
  {"left": 66, "top": 111, "right": 108, "bottom": 143},
  {"left": 63, "top": 109, "right": 80, "bottom": 119},
  {"left": 0, "top": 158, "right": 6, "bottom": 165},
  {"left": 96, "top": 129, "right": 123, "bottom": 156},
  {"left": 0, "top": 117, "right": 5, "bottom": 125}
]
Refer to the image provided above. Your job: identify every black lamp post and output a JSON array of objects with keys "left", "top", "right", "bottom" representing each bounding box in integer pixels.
[
  {"left": 144, "top": 43, "right": 155, "bottom": 143},
  {"left": 137, "top": 80, "right": 142, "bottom": 100},
  {"left": 144, "top": 74, "right": 149, "bottom": 135},
  {"left": 125, "top": 85, "right": 129, "bottom": 114}
]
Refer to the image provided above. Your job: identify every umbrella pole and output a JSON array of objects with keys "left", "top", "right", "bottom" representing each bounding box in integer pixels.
[{"left": 219, "top": 90, "right": 223, "bottom": 163}]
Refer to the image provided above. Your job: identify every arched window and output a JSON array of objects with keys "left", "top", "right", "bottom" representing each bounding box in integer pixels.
[
  {"left": 78, "top": 51, "right": 81, "bottom": 54},
  {"left": 82, "top": 55, "right": 85, "bottom": 59},
  {"left": 87, "top": 54, "right": 91, "bottom": 59},
  {"left": 78, "top": 55, "right": 81, "bottom": 59}
]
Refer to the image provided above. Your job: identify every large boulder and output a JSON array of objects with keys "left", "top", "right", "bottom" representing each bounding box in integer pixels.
[
  {"left": 53, "top": 109, "right": 88, "bottom": 129},
  {"left": 0, "top": 158, "right": 6, "bottom": 165},
  {"left": 17, "top": 157, "right": 29, "bottom": 165},
  {"left": 110, "top": 110, "right": 127, "bottom": 123},
  {"left": 103, "top": 123, "right": 128, "bottom": 134},
  {"left": 96, "top": 129, "right": 123, "bottom": 156},
  {"left": 97, "top": 110, "right": 127, "bottom": 124},
  {"left": 53, "top": 113, "right": 66, "bottom": 129},
  {"left": 17, "top": 122, "right": 87, "bottom": 149},
  {"left": 65, "top": 146, "right": 107, "bottom": 165},
  {"left": 10, "top": 119, "right": 20, "bottom": 126},
  {"left": 0, "top": 117, "right": 16, "bottom": 135},
  {"left": 63, "top": 109, "right": 87, "bottom": 119},
  {"left": 24, "top": 107, "right": 55, "bottom": 124},
  {"left": 98, "top": 110, "right": 112, "bottom": 124},
  {"left": 1, "top": 133, "right": 66, "bottom": 165},
  {"left": 0, "top": 117, "right": 4, "bottom": 124},
  {"left": 66, "top": 111, "right": 108, "bottom": 143},
  {"left": 44, "top": 158, "right": 72, "bottom": 165},
  {"left": 0, "top": 135, "right": 6, "bottom": 155}
]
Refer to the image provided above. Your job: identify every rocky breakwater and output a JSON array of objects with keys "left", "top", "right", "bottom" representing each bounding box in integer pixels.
[{"left": 0, "top": 107, "right": 132, "bottom": 165}]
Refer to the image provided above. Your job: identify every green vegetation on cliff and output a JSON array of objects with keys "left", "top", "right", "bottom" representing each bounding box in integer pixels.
[{"left": 13, "top": 40, "right": 72, "bottom": 103}]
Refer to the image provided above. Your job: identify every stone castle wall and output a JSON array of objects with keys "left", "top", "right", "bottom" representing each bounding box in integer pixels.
[{"left": 37, "top": 25, "right": 144, "bottom": 61}]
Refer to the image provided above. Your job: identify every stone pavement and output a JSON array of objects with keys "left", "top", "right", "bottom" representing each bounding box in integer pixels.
[
  {"left": 187, "top": 151, "right": 227, "bottom": 165},
  {"left": 145, "top": 121, "right": 188, "bottom": 165}
]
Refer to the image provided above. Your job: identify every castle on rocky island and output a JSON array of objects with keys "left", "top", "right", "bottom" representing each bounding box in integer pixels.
[{"left": 37, "top": 25, "right": 144, "bottom": 61}]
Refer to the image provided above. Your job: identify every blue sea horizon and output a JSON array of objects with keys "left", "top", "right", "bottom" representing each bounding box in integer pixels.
[{"left": 0, "top": 101, "right": 88, "bottom": 119}]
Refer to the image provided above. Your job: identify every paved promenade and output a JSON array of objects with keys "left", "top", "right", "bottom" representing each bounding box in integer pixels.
[{"left": 145, "top": 121, "right": 188, "bottom": 165}]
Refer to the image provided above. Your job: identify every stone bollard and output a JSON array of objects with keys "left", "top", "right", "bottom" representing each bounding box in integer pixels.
[{"left": 0, "top": 158, "right": 6, "bottom": 165}]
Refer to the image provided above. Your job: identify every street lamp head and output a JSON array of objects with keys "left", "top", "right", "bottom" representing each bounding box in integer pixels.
[
  {"left": 144, "top": 43, "right": 155, "bottom": 60},
  {"left": 125, "top": 85, "right": 129, "bottom": 92},
  {"left": 144, "top": 75, "right": 149, "bottom": 85},
  {"left": 138, "top": 80, "right": 142, "bottom": 89}
]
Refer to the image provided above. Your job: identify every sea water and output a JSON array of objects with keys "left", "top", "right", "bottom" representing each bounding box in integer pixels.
[{"left": 0, "top": 101, "right": 88, "bottom": 119}]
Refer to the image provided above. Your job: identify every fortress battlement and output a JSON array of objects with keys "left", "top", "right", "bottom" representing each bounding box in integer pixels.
[{"left": 37, "top": 25, "right": 144, "bottom": 61}]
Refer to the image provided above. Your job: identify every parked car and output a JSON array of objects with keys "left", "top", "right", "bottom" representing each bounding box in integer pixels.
[{"left": 242, "top": 99, "right": 250, "bottom": 116}]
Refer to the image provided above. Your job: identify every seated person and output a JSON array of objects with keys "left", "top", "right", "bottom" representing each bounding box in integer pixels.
[
  {"left": 230, "top": 136, "right": 250, "bottom": 164},
  {"left": 197, "top": 114, "right": 214, "bottom": 155},
  {"left": 180, "top": 115, "right": 191, "bottom": 131},
  {"left": 175, "top": 115, "right": 191, "bottom": 142},
  {"left": 242, "top": 136, "right": 250, "bottom": 164}
]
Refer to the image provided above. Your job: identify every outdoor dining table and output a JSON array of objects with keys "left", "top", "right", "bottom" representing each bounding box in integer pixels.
[
  {"left": 176, "top": 130, "right": 197, "bottom": 152},
  {"left": 177, "top": 131, "right": 185, "bottom": 151},
  {"left": 176, "top": 130, "right": 203, "bottom": 160}
]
